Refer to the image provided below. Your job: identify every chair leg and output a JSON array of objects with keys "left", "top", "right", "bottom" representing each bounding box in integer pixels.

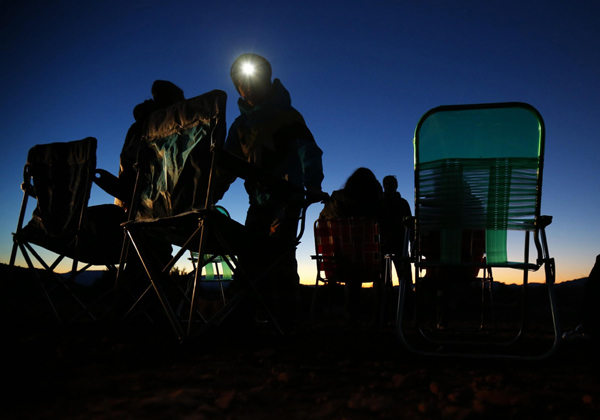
[
  {"left": 215, "top": 263, "right": 227, "bottom": 305},
  {"left": 380, "top": 255, "right": 393, "bottom": 327},
  {"left": 18, "top": 243, "right": 61, "bottom": 322},
  {"left": 128, "top": 232, "right": 186, "bottom": 342},
  {"left": 311, "top": 276, "right": 320, "bottom": 319},
  {"left": 23, "top": 242, "right": 98, "bottom": 322}
]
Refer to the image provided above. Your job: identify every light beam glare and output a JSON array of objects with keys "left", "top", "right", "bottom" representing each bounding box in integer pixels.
[{"left": 241, "top": 62, "right": 255, "bottom": 76}]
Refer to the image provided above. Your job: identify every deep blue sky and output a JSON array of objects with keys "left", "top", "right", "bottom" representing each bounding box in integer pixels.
[{"left": 2, "top": 0, "right": 599, "bottom": 283}]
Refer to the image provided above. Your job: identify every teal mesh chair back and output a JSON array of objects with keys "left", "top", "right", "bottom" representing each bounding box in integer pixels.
[
  {"left": 414, "top": 103, "right": 545, "bottom": 266},
  {"left": 135, "top": 90, "right": 226, "bottom": 221}
]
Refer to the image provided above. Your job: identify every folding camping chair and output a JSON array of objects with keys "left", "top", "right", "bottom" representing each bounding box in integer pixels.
[
  {"left": 115, "top": 90, "right": 318, "bottom": 342},
  {"left": 311, "top": 218, "right": 392, "bottom": 325},
  {"left": 9, "top": 137, "right": 125, "bottom": 323},
  {"left": 397, "top": 102, "right": 560, "bottom": 359}
]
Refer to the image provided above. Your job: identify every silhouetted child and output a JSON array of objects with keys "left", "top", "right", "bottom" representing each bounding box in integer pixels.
[{"left": 382, "top": 175, "right": 413, "bottom": 315}]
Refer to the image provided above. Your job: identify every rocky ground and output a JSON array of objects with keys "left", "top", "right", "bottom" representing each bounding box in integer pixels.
[{"left": 2, "top": 264, "right": 599, "bottom": 419}]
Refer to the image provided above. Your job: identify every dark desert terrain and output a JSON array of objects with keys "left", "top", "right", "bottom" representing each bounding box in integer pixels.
[{"left": 2, "top": 263, "right": 599, "bottom": 419}]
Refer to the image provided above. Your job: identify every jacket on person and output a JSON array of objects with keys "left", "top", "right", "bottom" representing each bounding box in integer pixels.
[{"left": 221, "top": 79, "right": 323, "bottom": 206}]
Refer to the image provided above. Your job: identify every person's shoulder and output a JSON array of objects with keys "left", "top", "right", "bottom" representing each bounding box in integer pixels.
[
  {"left": 329, "top": 189, "right": 349, "bottom": 200},
  {"left": 228, "top": 112, "right": 247, "bottom": 131},
  {"left": 384, "top": 191, "right": 401, "bottom": 204},
  {"left": 320, "top": 190, "right": 346, "bottom": 219},
  {"left": 230, "top": 114, "right": 243, "bottom": 126}
]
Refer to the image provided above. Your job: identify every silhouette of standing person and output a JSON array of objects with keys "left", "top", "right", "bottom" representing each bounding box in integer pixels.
[
  {"left": 217, "top": 54, "right": 324, "bottom": 331},
  {"left": 382, "top": 175, "right": 413, "bottom": 293}
]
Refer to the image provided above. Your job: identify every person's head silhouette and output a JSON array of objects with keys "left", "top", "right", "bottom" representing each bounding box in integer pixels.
[
  {"left": 230, "top": 53, "right": 273, "bottom": 106},
  {"left": 382, "top": 175, "right": 398, "bottom": 193}
]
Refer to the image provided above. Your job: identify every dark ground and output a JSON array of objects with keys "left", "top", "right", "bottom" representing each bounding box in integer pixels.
[{"left": 2, "top": 264, "right": 599, "bottom": 419}]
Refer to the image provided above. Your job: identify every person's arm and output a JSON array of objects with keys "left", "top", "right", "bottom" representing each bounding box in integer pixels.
[
  {"left": 401, "top": 198, "right": 415, "bottom": 245},
  {"left": 319, "top": 190, "right": 343, "bottom": 219},
  {"left": 297, "top": 135, "right": 324, "bottom": 193},
  {"left": 212, "top": 125, "right": 243, "bottom": 202}
]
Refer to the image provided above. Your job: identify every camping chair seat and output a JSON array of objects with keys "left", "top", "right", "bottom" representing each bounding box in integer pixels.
[
  {"left": 19, "top": 203, "right": 125, "bottom": 265},
  {"left": 125, "top": 209, "right": 286, "bottom": 259}
]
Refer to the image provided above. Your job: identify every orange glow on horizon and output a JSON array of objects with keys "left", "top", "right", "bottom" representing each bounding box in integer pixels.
[
  {"left": 6, "top": 251, "right": 590, "bottom": 286},
  {"left": 297, "top": 261, "right": 588, "bottom": 286}
]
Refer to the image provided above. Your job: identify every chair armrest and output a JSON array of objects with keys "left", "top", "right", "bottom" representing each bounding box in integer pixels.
[
  {"left": 537, "top": 215, "right": 553, "bottom": 228},
  {"left": 295, "top": 191, "right": 330, "bottom": 244},
  {"left": 94, "top": 169, "right": 129, "bottom": 202},
  {"left": 306, "top": 190, "right": 329, "bottom": 205},
  {"left": 21, "top": 163, "right": 36, "bottom": 198},
  {"left": 311, "top": 255, "right": 338, "bottom": 262}
]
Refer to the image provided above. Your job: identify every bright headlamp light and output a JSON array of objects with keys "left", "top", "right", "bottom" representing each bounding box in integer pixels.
[
  {"left": 231, "top": 54, "right": 272, "bottom": 92},
  {"left": 241, "top": 62, "right": 256, "bottom": 76}
]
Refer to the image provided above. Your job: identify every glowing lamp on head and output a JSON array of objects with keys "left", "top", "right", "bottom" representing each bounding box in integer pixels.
[{"left": 241, "top": 62, "right": 255, "bottom": 76}]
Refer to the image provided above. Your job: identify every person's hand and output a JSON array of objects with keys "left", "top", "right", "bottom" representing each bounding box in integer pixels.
[{"left": 306, "top": 187, "right": 329, "bottom": 203}]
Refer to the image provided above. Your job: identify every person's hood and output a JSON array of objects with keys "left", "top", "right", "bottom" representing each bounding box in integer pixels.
[
  {"left": 152, "top": 80, "right": 185, "bottom": 109},
  {"left": 132, "top": 100, "right": 158, "bottom": 122},
  {"left": 132, "top": 81, "right": 185, "bottom": 122}
]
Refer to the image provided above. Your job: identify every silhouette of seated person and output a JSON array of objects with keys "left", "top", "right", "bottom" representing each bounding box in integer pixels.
[
  {"left": 319, "top": 167, "right": 387, "bottom": 324},
  {"left": 90, "top": 82, "right": 185, "bottom": 249},
  {"left": 563, "top": 254, "right": 600, "bottom": 341},
  {"left": 418, "top": 172, "right": 485, "bottom": 328},
  {"left": 115, "top": 80, "right": 185, "bottom": 210},
  {"left": 320, "top": 168, "right": 385, "bottom": 220},
  {"left": 111, "top": 81, "right": 186, "bottom": 297}
]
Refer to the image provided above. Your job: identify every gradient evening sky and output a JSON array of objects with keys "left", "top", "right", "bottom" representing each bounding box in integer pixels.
[{"left": 1, "top": 0, "right": 599, "bottom": 284}]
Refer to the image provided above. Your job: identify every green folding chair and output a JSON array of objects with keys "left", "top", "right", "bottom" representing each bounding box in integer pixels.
[
  {"left": 186, "top": 206, "right": 234, "bottom": 306},
  {"left": 397, "top": 102, "right": 560, "bottom": 359}
]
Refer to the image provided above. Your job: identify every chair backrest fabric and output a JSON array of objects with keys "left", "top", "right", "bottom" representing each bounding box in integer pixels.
[
  {"left": 136, "top": 90, "right": 227, "bottom": 220},
  {"left": 203, "top": 255, "right": 234, "bottom": 281},
  {"left": 314, "top": 218, "right": 381, "bottom": 283},
  {"left": 414, "top": 103, "right": 545, "bottom": 265},
  {"left": 25, "top": 138, "right": 97, "bottom": 237},
  {"left": 189, "top": 205, "right": 234, "bottom": 281}
]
